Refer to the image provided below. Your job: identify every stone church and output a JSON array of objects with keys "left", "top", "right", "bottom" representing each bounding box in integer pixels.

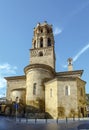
[{"left": 5, "top": 21, "right": 86, "bottom": 118}]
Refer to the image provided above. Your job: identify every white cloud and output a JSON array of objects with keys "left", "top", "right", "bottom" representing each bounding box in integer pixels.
[
  {"left": 73, "top": 43, "right": 89, "bottom": 62},
  {"left": 0, "top": 63, "right": 17, "bottom": 97},
  {"left": 54, "top": 27, "right": 62, "bottom": 36},
  {"left": 0, "top": 63, "right": 17, "bottom": 74},
  {"left": 0, "top": 77, "right": 6, "bottom": 89},
  {"left": 0, "top": 94, "right": 5, "bottom": 97}
]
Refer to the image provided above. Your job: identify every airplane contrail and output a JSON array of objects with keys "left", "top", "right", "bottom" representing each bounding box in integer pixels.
[
  {"left": 73, "top": 43, "right": 89, "bottom": 62},
  {"left": 62, "top": 43, "right": 89, "bottom": 68}
]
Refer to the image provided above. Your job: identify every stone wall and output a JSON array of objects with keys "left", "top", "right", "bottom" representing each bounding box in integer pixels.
[
  {"left": 57, "top": 80, "right": 78, "bottom": 118},
  {"left": 30, "top": 46, "right": 55, "bottom": 69},
  {"left": 45, "top": 79, "right": 58, "bottom": 119},
  {"left": 77, "top": 78, "right": 86, "bottom": 117},
  {"left": 25, "top": 65, "right": 54, "bottom": 111},
  {"left": 6, "top": 77, "right": 26, "bottom": 104},
  {"left": 45, "top": 78, "right": 79, "bottom": 118}
]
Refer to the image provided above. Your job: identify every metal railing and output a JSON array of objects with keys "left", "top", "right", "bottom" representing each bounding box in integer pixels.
[{"left": 14, "top": 117, "right": 89, "bottom": 124}]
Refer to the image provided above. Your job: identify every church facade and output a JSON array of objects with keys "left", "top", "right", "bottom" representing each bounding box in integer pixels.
[{"left": 5, "top": 22, "right": 86, "bottom": 118}]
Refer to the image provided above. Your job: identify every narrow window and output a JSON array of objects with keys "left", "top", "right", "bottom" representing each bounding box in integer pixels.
[
  {"left": 50, "top": 88, "right": 52, "bottom": 97},
  {"left": 41, "top": 29, "right": 43, "bottom": 33},
  {"left": 33, "top": 83, "right": 36, "bottom": 95},
  {"left": 40, "top": 37, "right": 43, "bottom": 48},
  {"left": 48, "top": 38, "right": 51, "bottom": 46},
  {"left": 65, "top": 86, "right": 70, "bottom": 96},
  {"left": 50, "top": 28, "right": 52, "bottom": 33},
  {"left": 47, "top": 29, "right": 49, "bottom": 33}
]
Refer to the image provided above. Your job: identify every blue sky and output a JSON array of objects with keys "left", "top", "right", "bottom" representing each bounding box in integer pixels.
[{"left": 0, "top": 0, "right": 89, "bottom": 97}]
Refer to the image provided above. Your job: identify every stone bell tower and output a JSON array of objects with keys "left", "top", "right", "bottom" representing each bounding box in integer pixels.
[
  {"left": 24, "top": 22, "right": 55, "bottom": 110},
  {"left": 30, "top": 21, "right": 55, "bottom": 69}
]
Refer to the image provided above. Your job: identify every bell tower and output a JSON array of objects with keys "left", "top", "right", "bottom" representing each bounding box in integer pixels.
[{"left": 30, "top": 21, "right": 55, "bottom": 69}]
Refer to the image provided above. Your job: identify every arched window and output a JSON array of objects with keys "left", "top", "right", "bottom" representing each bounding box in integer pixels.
[
  {"left": 50, "top": 88, "right": 52, "bottom": 97},
  {"left": 41, "top": 29, "right": 43, "bottom": 33},
  {"left": 33, "top": 83, "right": 36, "bottom": 95},
  {"left": 50, "top": 28, "right": 52, "bottom": 33},
  {"left": 40, "top": 37, "right": 43, "bottom": 48},
  {"left": 39, "top": 51, "right": 43, "bottom": 56},
  {"left": 47, "top": 38, "right": 51, "bottom": 46},
  {"left": 65, "top": 86, "right": 70, "bottom": 96},
  {"left": 47, "top": 29, "right": 49, "bottom": 33}
]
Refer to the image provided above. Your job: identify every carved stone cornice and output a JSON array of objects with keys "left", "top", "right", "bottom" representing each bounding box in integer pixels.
[
  {"left": 11, "top": 88, "right": 26, "bottom": 91},
  {"left": 4, "top": 75, "right": 26, "bottom": 80},
  {"left": 24, "top": 64, "right": 55, "bottom": 75},
  {"left": 56, "top": 70, "right": 84, "bottom": 77}
]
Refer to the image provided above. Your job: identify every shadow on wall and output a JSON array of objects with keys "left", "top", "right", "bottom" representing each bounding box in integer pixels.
[{"left": 25, "top": 105, "right": 53, "bottom": 119}]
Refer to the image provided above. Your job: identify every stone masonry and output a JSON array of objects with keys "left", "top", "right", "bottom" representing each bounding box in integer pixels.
[{"left": 5, "top": 21, "right": 86, "bottom": 119}]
